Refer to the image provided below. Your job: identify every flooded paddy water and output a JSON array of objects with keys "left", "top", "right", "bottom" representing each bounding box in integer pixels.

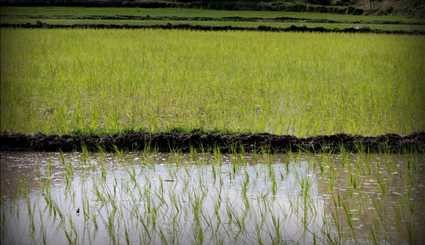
[{"left": 1, "top": 151, "right": 424, "bottom": 244}]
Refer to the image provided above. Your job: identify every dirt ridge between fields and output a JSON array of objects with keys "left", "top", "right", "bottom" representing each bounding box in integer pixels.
[
  {"left": 1, "top": 22, "right": 424, "bottom": 35},
  {"left": 6, "top": 14, "right": 424, "bottom": 25},
  {"left": 1, "top": 131, "right": 424, "bottom": 153}
]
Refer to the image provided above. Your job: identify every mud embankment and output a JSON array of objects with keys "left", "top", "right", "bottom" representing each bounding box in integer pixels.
[
  {"left": 1, "top": 22, "right": 424, "bottom": 35},
  {"left": 1, "top": 132, "right": 424, "bottom": 153},
  {"left": 9, "top": 14, "right": 424, "bottom": 26}
]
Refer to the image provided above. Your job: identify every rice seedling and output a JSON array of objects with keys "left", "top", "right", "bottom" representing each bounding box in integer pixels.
[
  {"left": 1, "top": 29, "right": 424, "bottom": 136},
  {"left": 269, "top": 214, "right": 282, "bottom": 245},
  {"left": 241, "top": 170, "right": 250, "bottom": 210},
  {"left": 25, "top": 196, "right": 36, "bottom": 241}
]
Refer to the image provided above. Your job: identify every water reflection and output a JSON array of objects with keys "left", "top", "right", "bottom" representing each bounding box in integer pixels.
[{"left": 1, "top": 152, "right": 424, "bottom": 244}]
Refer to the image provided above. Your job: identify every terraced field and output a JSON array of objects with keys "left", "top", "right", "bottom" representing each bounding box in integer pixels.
[
  {"left": 1, "top": 6, "right": 424, "bottom": 245},
  {"left": 1, "top": 7, "right": 425, "bottom": 33}
]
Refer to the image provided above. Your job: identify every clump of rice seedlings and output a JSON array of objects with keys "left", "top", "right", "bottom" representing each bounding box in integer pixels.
[
  {"left": 241, "top": 170, "right": 250, "bottom": 210},
  {"left": 25, "top": 196, "right": 36, "bottom": 240},
  {"left": 80, "top": 145, "right": 90, "bottom": 165},
  {"left": 256, "top": 223, "right": 265, "bottom": 245},
  {"left": 369, "top": 222, "right": 384, "bottom": 245},
  {"left": 269, "top": 214, "right": 282, "bottom": 245},
  {"left": 268, "top": 163, "right": 278, "bottom": 196},
  {"left": 38, "top": 209, "right": 47, "bottom": 245},
  {"left": 375, "top": 172, "right": 388, "bottom": 195},
  {"left": 340, "top": 197, "right": 356, "bottom": 240},
  {"left": 64, "top": 214, "right": 78, "bottom": 245},
  {"left": 191, "top": 192, "right": 205, "bottom": 245},
  {"left": 189, "top": 146, "right": 198, "bottom": 164},
  {"left": 60, "top": 152, "right": 74, "bottom": 191},
  {"left": 106, "top": 205, "right": 117, "bottom": 244},
  {"left": 300, "top": 177, "right": 313, "bottom": 230}
]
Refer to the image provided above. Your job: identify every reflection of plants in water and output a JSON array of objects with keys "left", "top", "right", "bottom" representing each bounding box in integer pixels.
[{"left": 0, "top": 152, "right": 423, "bottom": 244}]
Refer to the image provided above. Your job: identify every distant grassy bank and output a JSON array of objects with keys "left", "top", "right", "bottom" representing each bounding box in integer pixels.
[
  {"left": 1, "top": 29, "right": 424, "bottom": 136},
  {"left": 1, "top": 7, "right": 425, "bottom": 33},
  {"left": 2, "top": 0, "right": 425, "bottom": 17},
  {"left": 3, "top": 7, "right": 422, "bottom": 23}
]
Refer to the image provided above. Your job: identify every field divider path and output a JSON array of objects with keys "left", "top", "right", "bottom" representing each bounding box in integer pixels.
[
  {"left": 2, "top": 22, "right": 425, "bottom": 35},
  {"left": 5, "top": 14, "right": 424, "bottom": 25},
  {"left": 1, "top": 131, "right": 424, "bottom": 153}
]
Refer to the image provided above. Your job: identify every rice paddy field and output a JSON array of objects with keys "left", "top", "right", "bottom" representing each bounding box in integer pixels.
[
  {"left": 1, "top": 29, "right": 425, "bottom": 136},
  {"left": 2, "top": 7, "right": 425, "bottom": 33},
  {"left": 1, "top": 6, "right": 425, "bottom": 245},
  {"left": 2, "top": 7, "right": 423, "bottom": 23},
  {"left": 1, "top": 151, "right": 425, "bottom": 244}
]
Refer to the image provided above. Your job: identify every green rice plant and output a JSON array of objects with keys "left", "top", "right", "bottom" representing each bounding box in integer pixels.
[
  {"left": 340, "top": 197, "right": 355, "bottom": 239},
  {"left": 60, "top": 152, "right": 74, "bottom": 191},
  {"left": 269, "top": 164, "right": 277, "bottom": 196},
  {"left": 189, "top": 146, "right": 198, "bottom": 164},
  {"left": 300, "top": 177, "right": 312, "bottom": 230},
  {"left": 80, "top": 145, "right": 89, "bottom": 164},
  {"left": 369, "top": 223, "right": 379, "bottom": 245},
  {"left": 127, "top": 166, "right": 137, "bottom": 187},
  {"left": 25, "top": 196, "right": 36, "bottom": 241},
  {"left": 2, "top": 29, "right": 424, "bottom": 136},
  {"left": 191, "top": 192, "right": 205, "bottom": 245},
  {"left": 241, "top": 170, "right": 250, "bottom": 210},
  {"left": 159, "top": 227, "right": 169, "bottom": 245},
  {"left": 269, "top": 214, "right": 282, "bottom": 245},
  {"left": 107, "top": 205, "right": 117, "bottom": 245},
  {"left": 82, "top": 193, "right": 90, "bottom": 223},
  {"left": 122, "top": 222, "right": 130, "bottom": 245},
  {"left": 330, "top": 193, "right": 343, "bottom": 244},
  {"left": 91, "top": 213, "right": 98, "bottom": 232},
  {"left": 256, "top": 223, "right": 265, "bottom": 245},
  {"left": 376, "top": 173, "right": 388, "bottom": 195},
  {"left": 38, "top": 209, "right": 47, "bottom": 245},
  {"left": 214, "top": 193, "right": 222, "bottom": 233},
  {"left": 64, "top": 214, "right": 78, "bottom": 245}
]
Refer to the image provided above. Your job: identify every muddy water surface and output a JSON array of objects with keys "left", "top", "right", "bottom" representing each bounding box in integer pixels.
[{"left": 1, "top": 152, "right": 424, "bottom": 244}]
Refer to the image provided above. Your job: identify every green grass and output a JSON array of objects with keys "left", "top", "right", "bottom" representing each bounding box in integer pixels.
[
  {"left": 1, "top": 29, "right": 424, "bottom": 136},
  {"left": 2, "top": 6, "right": 424, "bottom": 33}
]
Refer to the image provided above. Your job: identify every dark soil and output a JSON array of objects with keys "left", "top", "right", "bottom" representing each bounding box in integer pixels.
[
  {"left": 1, "top": 131, "right": 424, "bottom": 153},
  {"left": 1, "top": 22, "right": 424, "bottom": 35},
  {"left": 10, "top": 15, "right": 424, "bottom": 25}
]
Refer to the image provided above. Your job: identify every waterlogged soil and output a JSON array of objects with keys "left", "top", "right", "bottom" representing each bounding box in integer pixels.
[
  {"left": 1, "top": 152, "right": 424, "bottom": 244},
  {"left": 3, "top": 22, "right": 425, "bottom": 35},
  {"left": 6, "top": 14, "right": 424, "bottom": 25},
  {"left": 2, "top": 22, "right": 425, "bottom": 35},
  {"left": 1, "top": 131, "right": 424, "bottom": 153}
]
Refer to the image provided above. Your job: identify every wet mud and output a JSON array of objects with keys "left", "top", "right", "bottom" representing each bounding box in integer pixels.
[
  {"left": 0, "top": 22, "right": 425, "bottom": 35},
  {"left": 10, "top": 15, "right": 423, "bottom": 25},
  {"left": 1, "top": 131, "right": 424, "bottom": 153},
  {"left": 1, "top": 22, "right": 424, "bottom": 35}
]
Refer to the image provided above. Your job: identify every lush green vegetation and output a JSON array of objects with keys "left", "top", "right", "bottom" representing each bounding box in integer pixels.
[
  {"left": 2, "top": 6, "right": 425, "bottom": 33},
  {"left": 0, "top": 7, "right": 425, "bottom": 24},
  {"left": 1, "top": 29, "right": 424, "bottom": 136},
  {"left": 3, "top": 6, "right": 422, "bottom": 23},
  {"left": 1, "top": 6, "right": 424, "bottom": 245}
]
